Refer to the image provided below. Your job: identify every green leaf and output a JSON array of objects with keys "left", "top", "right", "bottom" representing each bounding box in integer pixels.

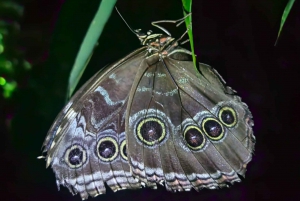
[
  {"left": 0, "top": 76, "right": 6, "bottom": 85},
  {"left": 67, "top": 0, "right": 117, "bottom": 99},
  {"left": 181, "top": 0, "right": 196, "bottom": 70},
  {"left": 275, "top": 0, "right": 295, "bottom": 46},
  {"left": 2, "top": 80, "right": 17, "bottom": 98}
]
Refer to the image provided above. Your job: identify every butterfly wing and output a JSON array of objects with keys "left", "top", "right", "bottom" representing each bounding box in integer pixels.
[
  {"left": 42, "top": 29, "right": 255, "bottom": 198},
  {"left": 41, "top": 47, "right": 147, "bottom": 199},
  {"left": 126, "top": 51, "right": 254, "bottom": 191}
]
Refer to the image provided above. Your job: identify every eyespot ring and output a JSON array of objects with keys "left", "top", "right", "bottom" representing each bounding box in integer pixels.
[
  {"left": 202, "top": 117, "right": 224, "bottom": 141},
  {"left": 64, "top": 144, "right": 87, "bottom": 169},
  {"left": 218, "top": 106, "right": 237, "bottom": 128},
  {"left": 120, "top": 140, "right": 127, "bottom": 161},
  {"left": 184, "top": 125, "right": 206, "bottom": 151},
  {"left": 136, "top": 117, "right": 166, "bottom": 146},
  {"left": 96, "top": 137, "right": 118, "bottom": 162}
]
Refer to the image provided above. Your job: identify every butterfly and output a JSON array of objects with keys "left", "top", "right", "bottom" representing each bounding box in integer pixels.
[{"left": 40, "top": 13, "right": 255, "bottom": 200}]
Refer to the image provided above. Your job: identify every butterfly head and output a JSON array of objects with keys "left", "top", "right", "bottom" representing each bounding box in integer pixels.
[{"left": 135, "top": 29, "right": 177, "bottom": 57}]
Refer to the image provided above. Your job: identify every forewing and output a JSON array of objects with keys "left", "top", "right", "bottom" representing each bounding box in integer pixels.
[{"left": 41, "top": 47, "right": 147, "bottom": 199}]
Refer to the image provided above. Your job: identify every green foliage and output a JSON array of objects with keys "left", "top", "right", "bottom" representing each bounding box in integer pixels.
[
  {"left": 275, "top": 0, "right": 295, "bottom": 45},
  {"left": 67, "top": 0, "right": 117, "bottom": 99},
  {"left": 2, "top": 80, "right": 17, "bottom": 98},
  {"left": 0, "top": 1, "right": 30, "bottom": 99},
  {"left": 181, "top": 0, "right": 196, "bottom": 69}
]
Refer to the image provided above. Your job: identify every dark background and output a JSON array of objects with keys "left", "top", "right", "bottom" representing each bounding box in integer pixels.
[{"left": 1, "top": 0, "right": 299, "bottom": 200}]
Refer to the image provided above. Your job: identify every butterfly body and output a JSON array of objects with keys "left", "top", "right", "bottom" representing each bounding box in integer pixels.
[{"left": 41, "top": 32, "right": 255, "bottom": 199}]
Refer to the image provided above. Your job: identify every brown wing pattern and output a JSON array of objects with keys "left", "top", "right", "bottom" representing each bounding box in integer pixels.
[
  {"left": 41, "top": 48, "right": 147, "bottom": 199},
  {"left": 126, "top": 53, "right": 254, "bottom": 192},
  {"left": 41, "top": 34, "right": 254, "bottom": 199}
]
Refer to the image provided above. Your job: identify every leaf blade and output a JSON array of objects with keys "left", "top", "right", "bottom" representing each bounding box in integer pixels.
[
  {"left": 67, "top": 0, "right": 117, "bottom": 99},
  {"left": 181, "top": 0, "right": 196, "bottom": 69},
  {"left": 275, "top": 0, "right": 295, "bottom": 46}
]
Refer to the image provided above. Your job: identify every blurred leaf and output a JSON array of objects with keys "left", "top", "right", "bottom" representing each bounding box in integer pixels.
[
  {"left": 0, "top": 58, "right": 13, "bottom": 74},
  {"left": 275, "top": 0, "right": 295, "bottom": 46},
  {"left": 181, "top": 0, "right": 196, "bottom": 69},
  {"left": 0, "top": 33, "right": 3, "bottom": 54},
  {"left": 0, "top": 1, "right": 31, "bottom": 100},
  {"left": 0, "top": 1, "right": 24, "bottom": 19},
  {"left": 23, "top": 60, "right": 31, "bottom": 70},
  {"left": 67, "top": 0, "right": 117, "bottom": 99},
  {"left": 3, "top": 80, "right": 17, "bottom": 98},
  {"left": 0, "top": 76, "right": 6, "bottom": 85},
  {"left": 0, "top": 44, "right": 3, "bottom": 54}
]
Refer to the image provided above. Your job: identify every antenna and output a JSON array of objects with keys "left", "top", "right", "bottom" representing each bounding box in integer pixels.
[
  {"left": 115, "top": 7, "right": 147, "bottom": 41},
  {"left": 115, "top": 7, "right": 192, "bottom": 45}
]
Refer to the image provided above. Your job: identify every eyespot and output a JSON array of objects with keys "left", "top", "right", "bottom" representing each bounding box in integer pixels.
[
  {"left": 96, "top": 137, "right": 118, "bottom": 162},
  {"left": 218, "top": 106, "right": 237, "bottom": 127},
  {"left": 202, "top": 117, "right": 224, "bottom": 141},
  {"left": 136, "top": 117, "right": 166, "bottom": 146},
  {"left": 64, "top": 144, "right": 87, "bottom": 169},
  {"left": 120, "top": 140, "right": 127, "bottom": 161},
  {"left": 184, "top": 125, "right": 206, "bottom": 151}
]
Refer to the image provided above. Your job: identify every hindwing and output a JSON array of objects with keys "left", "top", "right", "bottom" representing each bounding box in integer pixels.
[{"left": 126, "top": 51, "right": 254, "bottom": 191}]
